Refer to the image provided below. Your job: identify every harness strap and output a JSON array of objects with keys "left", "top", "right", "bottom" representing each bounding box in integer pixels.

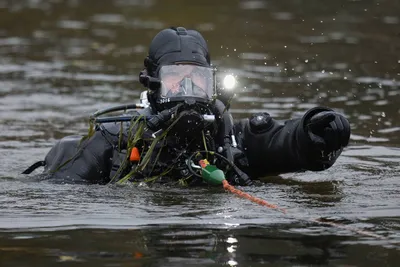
[{"left": 22, "top": 161, "right": 46, "bottom": 174}]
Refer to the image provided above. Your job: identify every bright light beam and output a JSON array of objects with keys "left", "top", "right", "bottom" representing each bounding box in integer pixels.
[{"left": 223, "top": 74, "right": 236, "bottom": 90}]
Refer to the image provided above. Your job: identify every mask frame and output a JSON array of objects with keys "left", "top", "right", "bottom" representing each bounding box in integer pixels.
[{"left": 156, "top": 65, "right": 217, "bottom": 107}]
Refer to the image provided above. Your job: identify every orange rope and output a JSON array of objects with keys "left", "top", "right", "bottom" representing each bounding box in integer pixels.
[
  {"left": 221, "top": 179, "right": 386, "bottom": 240},
  {"left": 222, "top": 180, "right": 286, "bottom": 213}
]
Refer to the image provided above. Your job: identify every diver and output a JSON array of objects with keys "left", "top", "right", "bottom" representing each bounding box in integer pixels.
[{"left": 22, "top": 27, "right": 351, "bottom": 186}]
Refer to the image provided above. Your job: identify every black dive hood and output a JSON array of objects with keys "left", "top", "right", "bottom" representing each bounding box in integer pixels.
[
  {"left": 140, "top": 27, "right": 212, "bottom": 112},
  {"left": 145, "top": 27, "right": 210, "bottom": 77}
]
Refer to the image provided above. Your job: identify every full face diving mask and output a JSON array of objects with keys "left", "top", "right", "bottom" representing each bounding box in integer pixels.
[{"left": 154, "top": 65, "right": 217, "bottom": 137}]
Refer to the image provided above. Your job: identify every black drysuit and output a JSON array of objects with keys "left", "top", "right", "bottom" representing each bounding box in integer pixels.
[{"left": 36, "top": 106, "right": 344, "bottom": 185}]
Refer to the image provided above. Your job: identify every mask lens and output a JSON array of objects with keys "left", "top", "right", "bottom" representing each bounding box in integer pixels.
[{"left": 159, "top": 65, "right": 214, "bottom": 99}]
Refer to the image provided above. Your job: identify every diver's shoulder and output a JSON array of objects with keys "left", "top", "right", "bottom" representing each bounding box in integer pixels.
[{"left": 55, "top": 135, "right": 84, "bottom": 146}]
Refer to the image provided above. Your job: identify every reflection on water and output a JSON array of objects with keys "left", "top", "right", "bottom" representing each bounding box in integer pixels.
[
  {"left": 0, "top": 226, "right": 398, "bottom": 267},
  {"left": 0, "top": 0, "right": 399, "bottom": 266}
]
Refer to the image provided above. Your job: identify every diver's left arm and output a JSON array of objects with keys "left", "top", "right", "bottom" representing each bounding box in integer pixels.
[{"left": 234, "top": 107, "right": 351, "bottom": 177}]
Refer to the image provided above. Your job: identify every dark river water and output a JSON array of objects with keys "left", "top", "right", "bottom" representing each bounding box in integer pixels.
[{"left": 1, "top": 0, "right": 399, "bottom": 266}]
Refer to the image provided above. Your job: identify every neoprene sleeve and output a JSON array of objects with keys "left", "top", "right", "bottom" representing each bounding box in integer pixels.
[{"left": 234, "top": 107, "right": 342, "bottom": 178}]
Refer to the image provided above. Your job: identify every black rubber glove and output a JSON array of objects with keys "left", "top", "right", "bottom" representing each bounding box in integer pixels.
[{"left": 306, "top": 111, "right": 350, "bottom": 152}]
